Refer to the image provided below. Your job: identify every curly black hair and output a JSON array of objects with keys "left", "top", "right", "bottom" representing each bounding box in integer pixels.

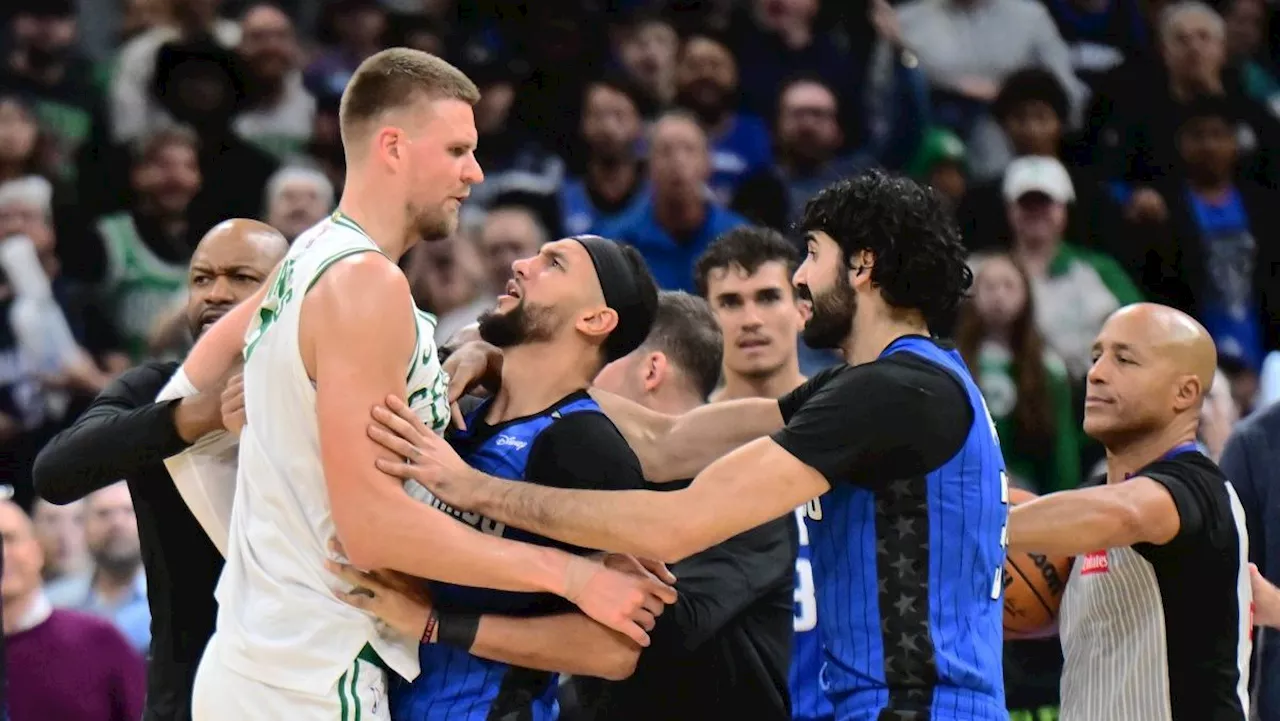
[{"left": 800, "top": 170, "right": 972, "bottom": 332}]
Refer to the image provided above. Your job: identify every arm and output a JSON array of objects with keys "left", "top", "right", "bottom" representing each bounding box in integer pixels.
[
  {"left": 328, "top": 560, "right": 641, "bottom": 680},
  {"left": 647, "top": 519, "right": 794, "bottom": 652},
  {"left": 1007, "top": 478, "right": 1180, "bottom": 556},
  {"left": 468, "top": 614, "right": 640, "bottom": 680},
  {"left": 392, "top": 361, "right": 958, "bottom": 562},
  {"left": 402, "top": 436, "right": 830, "bottom": 564},
  {"left": 32, "top": 363, "right": 223, "bottom": 503},
  {"left": 588, "top": 366, "right": 838, "bottom": 482}
]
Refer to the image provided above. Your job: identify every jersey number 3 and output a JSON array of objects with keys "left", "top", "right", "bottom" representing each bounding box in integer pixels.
[{"left": 794, "top": 507, "right": 818, "bottom": 632}]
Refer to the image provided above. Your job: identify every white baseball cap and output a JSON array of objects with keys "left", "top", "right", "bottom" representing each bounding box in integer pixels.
[{"left": 1002, "top": 156, "right": 1075, "bottom": 204}]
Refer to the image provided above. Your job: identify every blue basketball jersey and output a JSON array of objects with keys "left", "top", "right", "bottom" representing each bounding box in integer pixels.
[
  {"left": 791, "top": 504, "right": 835, "bottom": 721},
  {"left": 809, "top": 337, "right": 1008, "bottom": 720},
  {"left": 391, "top": 397, "right": 602, "bottom": 721}
]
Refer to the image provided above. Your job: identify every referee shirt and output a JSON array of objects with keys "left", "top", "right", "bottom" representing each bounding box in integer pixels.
[{"left": 1059, "top": 450, "right": 1252, "bottom": 721}]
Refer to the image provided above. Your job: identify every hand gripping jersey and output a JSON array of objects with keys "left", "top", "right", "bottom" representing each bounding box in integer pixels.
[{"left": 213, "top": 212, "right": 451, "bottom": 696}]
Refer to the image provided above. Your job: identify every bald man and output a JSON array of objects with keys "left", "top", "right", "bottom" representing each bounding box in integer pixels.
[
  {"left": 31, "top": 219, "right": 288, "bottom": 721},
  {"left": 1007, "top": 303, "right": 1253, "bottom": 721}
]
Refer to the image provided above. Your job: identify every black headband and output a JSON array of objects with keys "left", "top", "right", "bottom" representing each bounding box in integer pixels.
[{"left": 573, "top": 235, "right": 654, "bottom": 362}]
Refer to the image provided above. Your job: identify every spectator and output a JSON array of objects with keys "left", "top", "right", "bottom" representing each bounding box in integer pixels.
[
  {"left": 66, "top": 127, "right": 201, "bottom": 361},
  {"left": 613, "top": 12, "right": 679, "bottom": 115},
  {"left": 455, "top": 47, "right": 562, "bottom": 234},
  {"left": 263, "top": 165, "right": 333, "bottom": 242},
  {"left": 109, "top": 0, "right": 240, "bottom": 145},
  {"left": 1221, "top": 0, "right": 1280, "bottom": 117},
  {"left": 559, "top": 74, "right": 651, "bottom": 237},
  {"left": 0, "top": 177, "right": 117, "bottom": 508},
  {"left": 0, "top": 96, "right": 56, "bottom": 185},
  {"left": 896, "top": 0, "right": 1089, "bottom": 180},
  {"left": 1003, "top": 156, "right": 1142, "bottom": 378},
  {"left": 402, "top": 233, "right": 491, "bottom": 345},
  {"left": 0, "top": 0, "right": 112, "bottom": 190},
  {"left": 904, "top": 126, "right": 969, "bottom": 212},
  {"left": 958, "top": 69, "right": 1122, "bottom": 255},
  {"left": 29, "top": 498, "right": 86, "bottom": 601},
  {"left": 475, "top": 204, "right": 547, "bottom": 296},
  {"left": 673, "top": 34, "right": 773, "bottom": 202},
  {"left": 956, "top": 253, "right": 1080, "bottom": 494},
  {"left": 1085, "top": 0, "right": 1280, "bottom": 185},
  {"left": 732, "top": 64, "right": 926, "bottom": 229},
  {"left": 1041, "top": 0, "right": 1153, "bottom": 92},
  {"left": 1132, "top": 95, "right": 1280, "bottom": 372},
  {"left": 1, "top": 498, "right": 145, "bottom": 721},
  {"left": 595, "top": 111, "right": 747, "bottom": 293},
  {"left": 731, "top": 0, "right": 857, "bottom": 120},
  {"left": 149, "top": 39, "right": 279, "bottom": 225},
  {"left": 232, "top": 2, "right": 315, "bottom": 160},
  {"left": 50, "top": 482, "right": 150, "bottom": 655},
  {"left": 303, "top": 0, "right": 385, "bottom": 103}
]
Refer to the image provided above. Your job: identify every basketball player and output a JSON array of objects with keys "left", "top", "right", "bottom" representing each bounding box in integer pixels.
[
  {"left": 693, "top": 227, "right": 832, "bottom": 721},
  {"left": 1007, "top": 303, "right": 1252, "bottom": 721},
  {"left": 170, "top": 50, "right": 674, "bottom": 721},
  {"left": 32, "top": 220, "right": 285, "bottom": 721},
  {"left": 353, "top": 234, "right": 662, "bottom": 721},
  {"left": 376, "top": 172, "right": 1013, "bottom": 719}
]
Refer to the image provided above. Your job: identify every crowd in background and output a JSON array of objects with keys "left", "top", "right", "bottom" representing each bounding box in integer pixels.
[{"left": 2, "top": 0, "right": 1280, "bottom": 717}]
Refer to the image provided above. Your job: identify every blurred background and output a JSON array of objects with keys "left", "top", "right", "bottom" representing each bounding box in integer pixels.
[{"left": 0, "top": 0, "right": 1278, "bottom": 717}]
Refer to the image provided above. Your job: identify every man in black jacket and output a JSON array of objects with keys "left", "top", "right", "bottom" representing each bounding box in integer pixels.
[{"left": 31, "top": 218, "right": 287, "bottom": 721}]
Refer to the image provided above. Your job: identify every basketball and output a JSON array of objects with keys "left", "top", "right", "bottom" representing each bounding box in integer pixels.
[{"left": 1003, "top": 488, "right": 1072, "bottom": 636}]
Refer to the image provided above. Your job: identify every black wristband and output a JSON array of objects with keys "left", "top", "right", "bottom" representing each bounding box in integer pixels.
[
  {"left": 437, "top": 345, "right": 454, "bottom": 366},
  {"left": 437, "top": 611, "right": 481, "bottom": 650}
]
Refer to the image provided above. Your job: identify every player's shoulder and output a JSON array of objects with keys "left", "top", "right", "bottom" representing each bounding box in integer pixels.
[
  {"left": 829, "top": 351, "right": 969, "bottom": 406},
  {"left": 540, "top": 400, "right": 633, "bottom": 456},
  {"left": 530, "top": 395, "right": 645, "bottom": 489}
]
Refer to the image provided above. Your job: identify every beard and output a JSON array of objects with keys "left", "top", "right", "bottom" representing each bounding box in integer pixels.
[
  {"left": 800, "top": 274, "right": 856, "bottom": 350},
  {"left": 410, "top": 201, "right": 457, "bottom": 243},
  {"left": 675, "top": 83, "right": 730, "bottom": 125},
  {"left": 478, "top": 299, "right": 559, "bottom": 349}
]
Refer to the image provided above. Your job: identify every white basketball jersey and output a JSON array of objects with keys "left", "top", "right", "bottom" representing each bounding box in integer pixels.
[{"left": 214, "top": 212, "right": 451, "bottom": 696}]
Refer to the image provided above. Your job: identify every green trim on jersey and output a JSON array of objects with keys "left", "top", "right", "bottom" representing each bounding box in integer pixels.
[
  {"left": 304, "top": 247, "right": 381, "bottom": 292},
  {"left": 332, "top": 210, "right": 372, "bottom": 240}
]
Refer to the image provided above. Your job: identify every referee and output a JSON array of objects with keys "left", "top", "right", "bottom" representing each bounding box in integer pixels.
[
  {"left": 380, "top": 173, "right": 1008, "bottom": 719},
  {"left": 31, "top": 220, "right": 287, "bottom": 721},
  {"left": 1008, "top": 304, "right": 1252, "bottom": 721}
]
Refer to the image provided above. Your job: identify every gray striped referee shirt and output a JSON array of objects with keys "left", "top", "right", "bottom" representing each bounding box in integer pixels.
[{"left": 1059, "top": 451, "right": 1253, "bottom": 721}]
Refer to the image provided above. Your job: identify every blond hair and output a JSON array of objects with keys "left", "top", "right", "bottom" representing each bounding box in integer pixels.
[{"left": 338, "top": 48, "right": 480, "bottom": 150}]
